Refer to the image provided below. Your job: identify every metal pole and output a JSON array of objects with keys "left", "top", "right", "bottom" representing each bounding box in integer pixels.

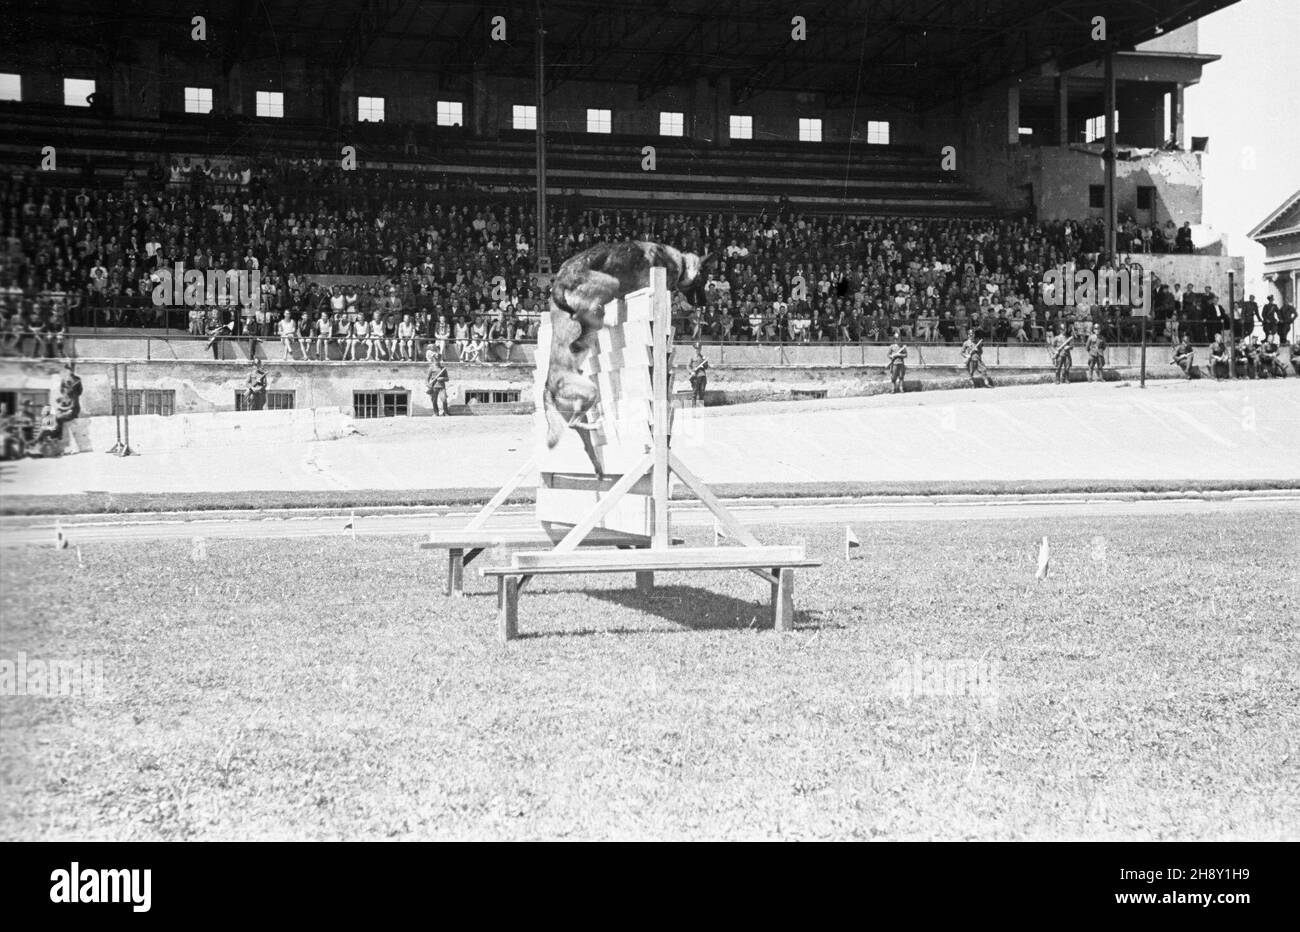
[
  {"left": 1227, "top": 271, "right": 1236, "bottom": 380},
  {"left": 1140, "top": 314, "right": 1147, "bottom": 388},
  {"left": 534, "top": 0, "right": 549, "bottom": 276},
  {"left": 1103, "top": 49, "right": 1116, "bottom": 260},
  {"left": 111, "top": 363, "right": 122, "bottom": 452},
  {"left": 122, "top": 363, "right": 133, "bottom": 455}
]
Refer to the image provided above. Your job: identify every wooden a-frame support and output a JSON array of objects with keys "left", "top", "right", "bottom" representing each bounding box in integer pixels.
[{"left": 460, "top": 266, "right": 819, "bottom": 639}]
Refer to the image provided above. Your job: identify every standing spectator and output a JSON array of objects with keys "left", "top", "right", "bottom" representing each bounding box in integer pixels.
[
  {"left": 1261, "top": 295, "right": 1279, "bottom": 338},
  {"left": 1278, "top": 296, "right": 1297, "bottom": 343}
]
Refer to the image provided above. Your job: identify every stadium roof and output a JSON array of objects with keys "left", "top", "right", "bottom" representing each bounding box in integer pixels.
[{"left": 7, "top": 0, "right": 1240, "bottom": 111}]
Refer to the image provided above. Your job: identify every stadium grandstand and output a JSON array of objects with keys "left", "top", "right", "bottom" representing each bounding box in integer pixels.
[{"left": 2, "top": 0, "right": 1272, "bottom": 423}]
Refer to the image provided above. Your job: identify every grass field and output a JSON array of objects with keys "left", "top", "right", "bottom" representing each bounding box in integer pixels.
[
  {"left": 2, "top": 477, "right": 1297, "bottom": 515},
  {"left": 2, "top": 512, "right": 1297, "bottom": 840}
]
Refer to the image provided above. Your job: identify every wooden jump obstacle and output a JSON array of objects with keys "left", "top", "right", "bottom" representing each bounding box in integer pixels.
[{"left": 472, "top": 266, "right": 819, "bottom": 640}]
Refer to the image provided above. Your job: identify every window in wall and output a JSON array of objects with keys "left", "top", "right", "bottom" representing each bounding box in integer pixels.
[
  {"left": 1018, "top": 126, "right": 1034, "bottom": 136},
  {"left": 184, "top": 86, "right": 213, "bottom": 114},
  {"left": 437, "top": 100, "right": 463, "bottom": 126},
  {"left": 512, "top": 104, "right": 536, "bottom": 130},
  {"left": 729, "top": 115, "right": 753, "bottom": 140},
  {"left": 464, "top": 389, "right": 521, "bottom": 405},
  {"left": 1084, "top": 111, "right": 1118, "bottom": 143},
  {"left": 866, "top": 121, "right": 890, "bottom": 145},
  {"left": 0, "top": 73, "right": 21, "bottom": 101},
  {"left": 0, "top": 389, "right": 49, "bottom": 414},
  {"left": 660, "top": 111, "right": 684, "bottom": 136},
  {"left": 63, "top": 78, "right": 96, "bottom": 107},
  {"left": 112, "top": 389, "right": 175, "bottom": 417},
  {"left": 586, "top": 108, "right": 612, "bottom": 133},
  {"left": 1163, "top": 92, "right": 1172, "bottom": 142},
  {"left": 798, "top": 118, "right": 822, "bottom": 142},
  {"left": 357, "top": 96, "right": 385, "bottom": 122},
  {"left": 1136, "top": 186, "right": 1155, "bottom": 211},
  {"left": 235, "top": 390, "right": 295, "bottom": 412},
  {"left": 1089, "top": 185, "right": 1105, "bottom": 209},
  {"left": 353, "top": 391, "right": 409, "bottom": 418},
  {"left": 256, "top": 91, "right": 284, "bottom": 118}
]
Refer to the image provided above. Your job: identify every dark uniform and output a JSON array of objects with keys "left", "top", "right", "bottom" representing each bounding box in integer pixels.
[
  {"left": 961, "top": 333, "right": 992, "bottom": 387},
  {"left": 886, "top": 340, "right": 907, "bottom": 393},
  {"left": 1049, "top": 327, "right": 1074, "bottom": 383},
  {"left": 1085, "top": 328, "right": 1106, "bottom": 382},
  {"left": 426, "top": 357, "right": 449, "bottom": 416},
  {"left": 687, "top": 346, "right": 709, "bottom": 405},
  {"left": 245, "top": 363, "right": 268, "bottom": 410}
]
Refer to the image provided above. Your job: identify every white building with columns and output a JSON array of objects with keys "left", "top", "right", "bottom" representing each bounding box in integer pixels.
[{"left": 1249, "top": 189, "right": 1300, "bottom": 312}]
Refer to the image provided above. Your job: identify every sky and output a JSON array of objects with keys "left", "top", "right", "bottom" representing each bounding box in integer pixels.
[{"left": 1184, "top": 0, "right": 1300, "bottom": 297}]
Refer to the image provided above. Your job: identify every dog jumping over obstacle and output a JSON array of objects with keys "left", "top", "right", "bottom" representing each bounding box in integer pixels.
[{"left": 543, "top": 241, "right": 707, "bottom": 476}]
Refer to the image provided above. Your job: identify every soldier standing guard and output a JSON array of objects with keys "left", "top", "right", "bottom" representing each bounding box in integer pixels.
[
  {"left": 244, "top": 358, "right": 268, "bottom": 410},
  {"left": 425, "top": 347, "right": 450, "bottom": 416},
  {"left": 1085, "top": 323, "right": 1106, "bottom": 382},
  {"left": 1049, "top": 323, "right": 1074, "bottom": 384},
  {"left": 687, "top": 342, "right": 709, "bottom": 407},
  {"left": 886, "top": 330, "right": 907, "bottom": 394},
  {"left": 961, "top": 329, "right": 993, "bottom": 388}
]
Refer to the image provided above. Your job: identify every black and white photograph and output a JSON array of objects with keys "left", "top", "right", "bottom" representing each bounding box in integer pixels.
[{"left": 0, "top": 0, "right": 1296, "bottom": 898}]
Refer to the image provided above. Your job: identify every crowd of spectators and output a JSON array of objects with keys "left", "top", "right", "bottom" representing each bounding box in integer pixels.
[{"left": 1, "top": 163, "right": 1284, "bottom": 361}]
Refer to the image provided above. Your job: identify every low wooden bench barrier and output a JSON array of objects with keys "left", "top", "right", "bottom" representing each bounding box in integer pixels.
[
  {"left": 482, "top": 545, "right": 821, "bottom": 640},
  {"left": 418, "top": 529, "right": 683, "bottom": 597}
]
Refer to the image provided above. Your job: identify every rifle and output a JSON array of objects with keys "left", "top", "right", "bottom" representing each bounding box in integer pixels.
[
  {"left": 961, "top": 338, "right": 983, "bottom": 360},
  {"left": 1050, "top": 334, "right": 1075, "bottom": 364}
]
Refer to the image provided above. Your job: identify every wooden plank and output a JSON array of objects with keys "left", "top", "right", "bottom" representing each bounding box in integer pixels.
[
  {"left": 486, "top": 545, "right": 818, "bottom": 576},
  {"left": 465, "top": 449, "right": 539, "bottom": 531},
  {"left": 500, "top": 576, "right": 520, "bottom": 641},
  {"left": 447, "top": 548, "right": 463, "bottom": 597},
  {"left": 774, "top": 567, "right": 795, "bottom": 632},
  {"left": 553, "top": 452, "right": 655, "bottom": 552},
  {"left": 419, "top": 529, "right": 661, "bottom": 551},
  {"left": 668, "top": 452, "right": 763, "bottom": 548},
  {"left": 651, "top": 267, "right": 670, "bottom": 549}
]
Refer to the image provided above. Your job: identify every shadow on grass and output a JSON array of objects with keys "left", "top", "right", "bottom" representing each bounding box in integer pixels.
[{"left": 511, "top": 584, "right": 839, "bottom": 639}]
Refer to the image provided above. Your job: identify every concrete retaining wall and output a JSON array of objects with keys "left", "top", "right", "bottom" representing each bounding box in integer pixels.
[
  {"left": 5, "top": 343, "right": 1292, "bottom": 420},
  {"left": 76, "top": 407, "right": 353, "bottom": 453}
]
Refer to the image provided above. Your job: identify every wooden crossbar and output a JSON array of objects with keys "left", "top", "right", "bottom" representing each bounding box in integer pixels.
[{"left": 485, "top": 546, "right": 818, "bottom": 575}]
